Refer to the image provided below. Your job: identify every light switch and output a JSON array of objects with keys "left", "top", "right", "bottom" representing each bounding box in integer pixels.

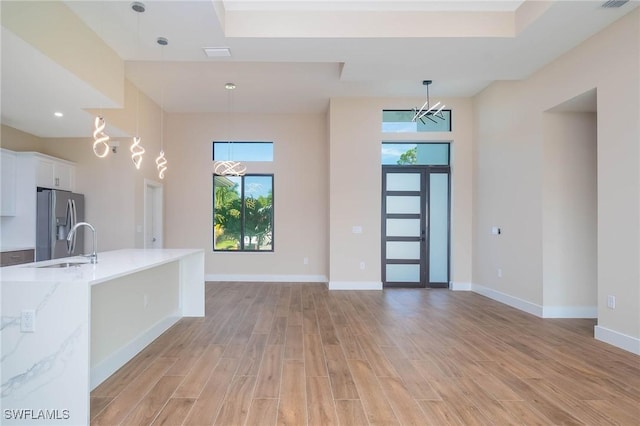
[
  {"left": 352, "top": 226, "right": 363, "bottom": 234},
  {"left": 491, "top": 226, "right": 501, "bottom": 235}
]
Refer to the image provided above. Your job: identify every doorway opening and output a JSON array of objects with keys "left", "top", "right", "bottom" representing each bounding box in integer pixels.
[
  {"left": 144, "top": 179, "right": 164, "bottom": 249},
  {"left": 381, "top": 142, "right": 451, "bottom": 288},
  {"left": 543, "top": 89, "right": 597, "bottom": 317}
]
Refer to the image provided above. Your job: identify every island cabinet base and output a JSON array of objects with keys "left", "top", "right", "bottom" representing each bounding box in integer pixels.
[
  {"left": 0, "top": 249, "right": 204, "bottom": 425},
  {"left": 90, "top": 261, "right": 180, "bottom": 389}
]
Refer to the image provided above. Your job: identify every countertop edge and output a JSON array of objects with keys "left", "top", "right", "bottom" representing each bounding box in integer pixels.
[{"left": 0, "top": 248, "right": 204, "bottom": 284}]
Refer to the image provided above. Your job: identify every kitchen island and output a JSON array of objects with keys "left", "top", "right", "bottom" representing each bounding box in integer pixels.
[{"left": 0, "top": 248, "right": 204, "bottom": 425}]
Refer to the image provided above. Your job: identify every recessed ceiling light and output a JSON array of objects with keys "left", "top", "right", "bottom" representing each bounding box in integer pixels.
[
  {"left": 54, "top": 112, "right": 64, "bottom": 117},
  {"left": 131, "top": 1, "right": 145, "bottom": 13},
  {"left": 225, "top": 83, "right": 236, "bottom": 90},
  {"left": 203, "top": 47, "right": 231, "bottom": 58}
]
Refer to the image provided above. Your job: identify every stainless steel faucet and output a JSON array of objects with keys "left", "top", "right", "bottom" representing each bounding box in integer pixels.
[{"left": 67, "top": 222, "right": 98, "bottom": 264}]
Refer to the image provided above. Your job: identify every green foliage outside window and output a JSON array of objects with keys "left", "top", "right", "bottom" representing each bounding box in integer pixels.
[{"left": 213, "top": 175, "right": 273, "bottom": 251}]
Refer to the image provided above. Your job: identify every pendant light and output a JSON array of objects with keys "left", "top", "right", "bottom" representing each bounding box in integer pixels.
[
  {"left": 213, "top": 83, "right": 246, "bottom": 176},
  {"left": 412, "top": 80, "right": 447, "bottom": 124},
  {"left": 91, "top": 2, "right": 110, "bottom": 159},
  {"left": 92, "top": 116, "right": 110, "bottom": 158},
  {"left": 130, "top": 2, "right": 146, "bottom": 169},
  {"left": 155, "top": 37, "right": 168, "bottom": 179}
]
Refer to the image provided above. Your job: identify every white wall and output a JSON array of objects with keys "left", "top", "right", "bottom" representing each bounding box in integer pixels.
[
  {"left": 164, "top": 112, "right": 329, "bottom": 281},
  {"left": 328, "top": 97, "right": 474, "bottom": 289},
  {"left": 474, "top": 10, "right": 639, "bottom": 351}
]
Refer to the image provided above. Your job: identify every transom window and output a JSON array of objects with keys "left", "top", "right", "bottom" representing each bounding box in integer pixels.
[
  {"left": 382, "top": 143, "right": 450, "bottom": 166},
  {"left": 213, "top": 141, "right": 274, "bottom": 162},
  {"left": 382, "top": 110, "right": 452, "bottom": 132}
]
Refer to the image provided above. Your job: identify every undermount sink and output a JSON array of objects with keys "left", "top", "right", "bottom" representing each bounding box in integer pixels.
[{"left": 36, "top": 262, "right": 88, "bottom": 268}]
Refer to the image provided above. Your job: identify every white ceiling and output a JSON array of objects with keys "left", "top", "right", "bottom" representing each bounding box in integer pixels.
[{"left": 1, "top": 0, "right": 637, "bottom": 137}]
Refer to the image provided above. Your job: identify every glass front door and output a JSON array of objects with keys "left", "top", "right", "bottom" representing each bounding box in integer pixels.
[{"left": 382, "top": 166, "right": 449, "bottom": 288}]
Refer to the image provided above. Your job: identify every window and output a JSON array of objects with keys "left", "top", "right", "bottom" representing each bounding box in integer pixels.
[
  {"left": 213, "top": 141, "right": 274, "bottom": 162},
  {"left": 382, "top": 110, "right": 452, "bottom": 132},
  {"left": 382, "top": 143, "right": 450, "bottom": 165},
  {"left": 213, "top": 174, "right": 274, "bottom": 251}
]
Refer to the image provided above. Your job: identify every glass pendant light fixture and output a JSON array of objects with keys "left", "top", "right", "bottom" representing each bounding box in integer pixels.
[
  {"left": 130, "top": 2, "right": 146, "bottom": 169},
  {"left": 412, "top": 80, "right": 447, "bottom": 124},
  {"left": 213, "top": 83, "right": 246, "bottom": 176},
  {"left": 155, "top": 36, "right": 168, "bottom": 179},
  {"left": 92, "top": 116, "right": 110, "bottom": 158},
  {"left": 155, "top": 99, "right": 167, "bottom": 179},
  {"left": 91, "top": 2, "right": 111, "bottom": 159}
]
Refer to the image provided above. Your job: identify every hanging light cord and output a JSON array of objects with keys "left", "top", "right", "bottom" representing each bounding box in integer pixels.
[
  {"left": 92, "top": 3, "right": 110, "bottom": 158},
  {"left": 130, "top": 7, "right": 145, "bottom": 169},
  {"left": 155, "top": 38, "right": 168, "bottom": 179},
  {"left": 213, "top": 83, "right": 246, "bottom": 176}
]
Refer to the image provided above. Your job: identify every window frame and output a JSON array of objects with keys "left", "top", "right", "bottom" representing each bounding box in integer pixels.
[{"left": 213, "top": 173, "right": 274, "bottom": 252}]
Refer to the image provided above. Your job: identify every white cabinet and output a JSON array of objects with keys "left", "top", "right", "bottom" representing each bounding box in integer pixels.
[
  {"left": 0, "top": 151, "right": 76, "bottom": 250},
  {"left": 35, "top": 155, "right": 75, "bottom": 191},
  {"left": 1, "top": 149, "right": 17, "bottom": 216}
]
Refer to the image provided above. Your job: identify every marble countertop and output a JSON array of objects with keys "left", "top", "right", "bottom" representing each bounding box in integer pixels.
[{"left": 0, "top": 248, "right": 203, "bottom": 285}]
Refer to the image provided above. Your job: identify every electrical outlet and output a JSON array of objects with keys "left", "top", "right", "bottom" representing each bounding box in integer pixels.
[
  {"left": 21, "top": 310, "right": 36, "bottom": 333},
  {"left": 303, "top": 257, "right": 309, "bottom": 265},
  {"left": 607, "top": 295, "right": 615, "bottom": 309},
  {"left": 359, "top": 261, "right": 366, "bottom": 270},
  {"left": 497, "top": 268, "right": 502, "bottom": 278}
]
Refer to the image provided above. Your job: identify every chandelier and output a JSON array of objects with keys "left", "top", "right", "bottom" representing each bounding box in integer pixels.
[
  {"left": 130, "top": 1, "right": 146, "bottom": 170},
  {"left": 214, "top": 83, "right": 246, "bottom": 176},
  {"left": 412, "top": 80, "right": 446, "bottom": 124}
]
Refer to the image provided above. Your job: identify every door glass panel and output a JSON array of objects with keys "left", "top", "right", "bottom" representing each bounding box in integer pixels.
[
  {"left": 386, "top": 173, "right": 420, "bottom": 191},
  {"left": 386, "top": 264, "right": 420, "bottom": 282},
  {"left": 387, "top": 241, "right": 420, "bottom": 260},
  {"left": 386, "top": 219, "right": 420, "bottom": 237},
  {"left": 429, "top": 173, "right": 449, "bottom": 283},
  {"left": 386, "top": 196, "right": 420, "bottom": 214}
]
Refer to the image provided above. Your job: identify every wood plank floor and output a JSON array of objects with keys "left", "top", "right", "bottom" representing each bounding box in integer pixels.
[{"left": 91, "top": 283, "right": 640, "bottom": 425}]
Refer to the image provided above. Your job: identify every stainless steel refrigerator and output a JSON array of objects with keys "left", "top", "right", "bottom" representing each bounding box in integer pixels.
[{"left": 36, "top": 188, "right": 85, "bottom": 261}]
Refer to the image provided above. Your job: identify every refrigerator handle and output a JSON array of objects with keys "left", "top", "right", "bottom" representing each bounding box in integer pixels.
[
  {"left": 71, "top": 199, "right": 78, "bottom": 251},
  {"left": 66, "top": 198, "right": 74, "bottom": 254},
  {"left": 50, "top": 191, "right": 57, "bottom": 259},
  {"left": 71, "top": 199, "right": 78, "bottom": 254}
]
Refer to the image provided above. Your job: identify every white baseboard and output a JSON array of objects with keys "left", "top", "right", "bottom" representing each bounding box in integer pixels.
[
  {"left": 542, "top": 305, "right": 597, "bottom": 318},
  {"left": 594, "top": 326, "right": 640, "bottom": 355},
  {"left": 450, "top": 282, "right": 472, "bottom": 291},
  {"left": 90, "top": 314, "right": 181, "bottom": 390},
  {"left": 472, "top": 284, "right": 543, "bottom": 317},
  {"left": 472, "top": 284, "right": 638, "bottom": 355},
  {"left": 206, "top": 274, "right": 328, "bottom": 283},
  {"left": 328, "top": 281, "right": 383, "bottom": 290}
]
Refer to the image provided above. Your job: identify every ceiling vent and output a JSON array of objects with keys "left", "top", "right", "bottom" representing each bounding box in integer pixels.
[
  {"left": 601, "top": 0, "right": 628, "bottom": 8},
  {"left": 203, "top": 47, "right": 231, "bottom": 58}
]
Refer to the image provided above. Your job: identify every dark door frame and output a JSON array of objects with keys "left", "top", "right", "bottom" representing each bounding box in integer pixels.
[{"left": 381, "top": 165, "right": 450, "bottom": 288}]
